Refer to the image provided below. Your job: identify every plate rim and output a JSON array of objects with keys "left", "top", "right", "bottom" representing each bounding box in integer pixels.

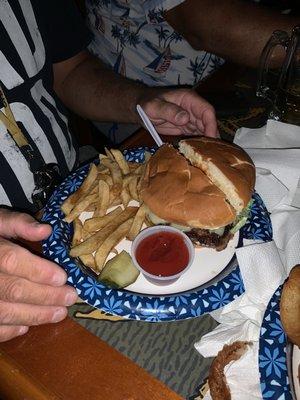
[{"left": 259, "top": 284, "right": 294, "bottom": 400}]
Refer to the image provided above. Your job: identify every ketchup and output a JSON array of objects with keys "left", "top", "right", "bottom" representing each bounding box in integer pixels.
[{"left": 135, "top": 231, "right": 190, "bottom": 277}]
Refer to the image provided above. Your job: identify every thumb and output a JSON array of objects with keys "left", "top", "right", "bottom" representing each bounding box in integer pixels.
[
  {"left": 145, "top": 99, "right": 190, "bottom": 126},
  {"left": 0, "top": 209, "right": 52, "bottom": 241}
]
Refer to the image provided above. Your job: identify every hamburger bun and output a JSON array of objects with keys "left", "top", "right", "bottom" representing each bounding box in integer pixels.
[
  {"left": 140, "top": 138, "right": 255, "bottom": 230},
  {"left": 179, "top": 137, "right": 255, "bottom": 213},
  {"left": 280, "top": 265, "right": 300, "bottom": 347}
]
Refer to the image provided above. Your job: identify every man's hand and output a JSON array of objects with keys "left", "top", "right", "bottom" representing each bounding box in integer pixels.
[
  {"left": 0, "top": 209, "right": 78, "bottom": 342},
  {"left": 53, "top": 53, "right": 217, "bottom": 137},
  {"left": 139, "top": 88, "right": 218, "bottom": 138}
]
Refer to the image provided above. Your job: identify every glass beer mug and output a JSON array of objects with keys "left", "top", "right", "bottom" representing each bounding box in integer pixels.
[{"left": 257, "top": 25, "right": 300, "bottom": 125}]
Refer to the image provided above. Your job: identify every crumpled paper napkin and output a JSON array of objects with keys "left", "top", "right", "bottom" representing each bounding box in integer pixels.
[
  {"left": 234, "top": 119, "right": 300, "bottom": 212},
  {"left": 194, "top": 120, "right": 300, "bottom": 399}
]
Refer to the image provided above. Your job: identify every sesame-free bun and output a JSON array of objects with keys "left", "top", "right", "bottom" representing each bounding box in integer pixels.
[
  {"left": 179, "top": 137, "right": 255, "bottom": 213},
  {"left": 140, "top": 144, "right": 236, "bottom": 229},
  {"left": 140, "top": 138, "right": 255, "bottom": 230},
  {"left": 280, "top": 265, "right": 300, "bottom": 347}
]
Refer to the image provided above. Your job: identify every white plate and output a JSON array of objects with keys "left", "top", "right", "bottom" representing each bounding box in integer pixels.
[
  {"left": 80, "top": 205, "right": 238, "bottom": 295},
  {"left": 43, "top": 149, "right": 272, "bottom": 321},
  {"left": 124, "top": 232, "right": 238, "bottom": 295}
]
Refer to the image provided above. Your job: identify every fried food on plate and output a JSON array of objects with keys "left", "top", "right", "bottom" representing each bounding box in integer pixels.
[
  {"left": 208, "top": 341, "right": 251, "bottom": 400},
  {"left": 61, "top": 163, "right": 98, "bottom": 215},
  {"left": 84, "top": 206, "right": 123, "bottom": 233},
  {"left": 61, "top": 147, "right": 150, "bottom": 285},
  {"left": 70, "top": 207, "right": 138, "bottom": 258},
  {"left": 95, "top": 217, "right": 134, "bottom": 272}
]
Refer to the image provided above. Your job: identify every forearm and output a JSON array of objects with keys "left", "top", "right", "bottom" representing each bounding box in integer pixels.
[
  {"left": 54, "top": 53, "right": 153, "bottom": 123},
  {"left": 52, "top": 51, "right": 219, "bottom": 138},
  {"left": 165, "top": 0, "right": 298, "bottom": 68}
]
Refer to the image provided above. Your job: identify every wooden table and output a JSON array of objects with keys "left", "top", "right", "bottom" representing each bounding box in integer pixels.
[
  {"left": 0, "top": 316, "right": 183, "bottom": 400},
  {"left": 0, "top": 62, "right": 267, "bottom": 400},
  {"left": 0, "top": 240, "right": 185, "bottom": 399}
]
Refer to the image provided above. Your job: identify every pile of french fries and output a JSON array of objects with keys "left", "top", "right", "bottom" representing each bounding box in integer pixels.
[{"left": 61, "top": 148, "right": 150, "bottom": 274}]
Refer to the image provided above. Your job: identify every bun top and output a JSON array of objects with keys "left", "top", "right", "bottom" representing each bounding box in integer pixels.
[
  {"left": 179, "top": 137, "right": 255, "bottom": 213},
  {"left": 140, "top": 144, "right": 236, "bottom": 229}
]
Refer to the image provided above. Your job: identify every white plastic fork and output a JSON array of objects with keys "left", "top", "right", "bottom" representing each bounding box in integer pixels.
[{"left": 136, "top": 104, "right": 164, "bottom": 147}]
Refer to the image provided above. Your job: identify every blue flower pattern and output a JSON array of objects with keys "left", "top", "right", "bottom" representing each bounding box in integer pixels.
[
  {"left": 209, "top": 287, "right": 231, "bottom": 309},
  {"left": 241, "top": 195, "right": 272, "bottom": 242},
  {"left": 81, "top": 277, "right": 104, "bottom": 299},
  {"left": 229, "top": 271, "right": 245, "bottom": 293},
  {"left": 42, "top": 147, "right": 272, "bottom": 322},
  {"left": 259, "top": 286, "right": 293, "bottom": 399}
]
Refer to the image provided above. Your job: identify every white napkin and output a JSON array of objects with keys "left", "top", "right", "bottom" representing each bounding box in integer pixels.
[
  {"left": 234, "top": 119, "right": 300, "bottom": 211},
  {"left": 235, "top": 120, "right": 300, "bottom": 273},
  {"left": 195, "top": 120, "right": 300, "bottom": 399},
  {"left": 271, "top": 204, "right": 300, "bottom": 273}
]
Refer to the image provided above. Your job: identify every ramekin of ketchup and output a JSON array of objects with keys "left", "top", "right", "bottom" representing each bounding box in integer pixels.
[{"left": 131, "top": 226, "right": 195, "bottom": 285}]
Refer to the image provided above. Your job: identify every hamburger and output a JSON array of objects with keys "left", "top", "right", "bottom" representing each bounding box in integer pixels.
[{"left": 140, "top": 137, "right": 255, "bottom": 251}]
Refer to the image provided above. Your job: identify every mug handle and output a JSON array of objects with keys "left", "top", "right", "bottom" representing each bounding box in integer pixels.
[{"left": 256, "top": 30, "right": 290, "bottom": 103}]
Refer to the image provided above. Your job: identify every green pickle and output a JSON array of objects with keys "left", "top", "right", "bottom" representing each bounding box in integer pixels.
[{"left": 98, "top": 250, "right": 140, "bottom": 288}]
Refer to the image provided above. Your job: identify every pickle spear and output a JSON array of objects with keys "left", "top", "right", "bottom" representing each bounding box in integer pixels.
[{"left": 99, "top": 250, "right": 140, "bottom": 288}]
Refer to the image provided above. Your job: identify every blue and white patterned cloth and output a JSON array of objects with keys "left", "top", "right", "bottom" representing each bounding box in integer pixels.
[
  {"left": 85, "top": 0, "right": 224, "bottom": 144},
  {"left": 86, "top": 0, "right": 224, "bottom": 87}
]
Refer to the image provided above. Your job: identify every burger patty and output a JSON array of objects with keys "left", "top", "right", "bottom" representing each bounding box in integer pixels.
[{"left": 186, "top": 225, "right": 233, "bottom": 251}]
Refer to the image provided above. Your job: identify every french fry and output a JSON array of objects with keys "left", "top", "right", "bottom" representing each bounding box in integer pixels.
[
  {"left": 81, "top": 228, "right": 92, "bottom": 241},
  {"left": 122, "top": 174, "right": 134, "bottom": 188},
  {"left": 109, "top": 193, "right": 123, "bottom": 207},
  {"left": 144, "top": 151, "right": 151, "bottom": 163},
  {"left": 128, "top": 175, "right": 139, "bottom": 201},
  {"left": 128, "top": 162, "right": 141, "bottom": 172},
  {"left": 70, "top": 207, "right": 138, "bottom": 257},
  {"left": 110, "top": 148, "right": 130, "bottom": 175},
  {"left": 133, "top": 164, "right": 143, "bottom": 175},
  {"left": 94, "top": 180, "right": 110, "bottom": 217},
  {"left": 127, "top": 203, "right": 147, "bottom": 241},
  {"left": 136, "top": 160, "right": 148, "bottom": 193},
  {"left": 97, "top": 164, "right": 109, "bottom": 174},
  {"left": 87, "top": 181, "right": 98, "bottom": 195},
  {"left": 101, "top": 158, "right": 122, "bottom": 198},
  {"left": 95, "top": 217, "right": 134, "bottom": 272},
  {"left": 121, "top": 186, "right": 131, "bottom": 208},
  {"left": 84, "top": 206, "right": 123, "bottom": 233},
  {"left": 71, "top": 218, "right": 83, "bottom": 247},
  {"left": 99, "top": 153, "right": 108, "bottom": 162},
  {"left": 123, "top": 172, "right": 142, "bottom": 188},
  {"left": 145, "top": 215, "right": 154, "bottom": 227},
  {"left": 64, "top": 193, "right": 98, "bottom": 223},
  {"left": 104, "top": 147, "right": 114, "bottom": 160},
  {"left": 85, "top": 202, "right": 97, "bottom": 212},
  {"left": 97, "top": 173, "right": 113, "bottom": 186},
  {"left": 61, "top": 163, "right": 98, "bottom": 215},
  {"left": 79, "top": 254, "right": 96, "bottom": 271}
]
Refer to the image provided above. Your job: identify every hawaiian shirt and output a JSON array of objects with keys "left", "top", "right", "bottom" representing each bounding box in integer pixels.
[{"left": 86, "top": 0, "right": 224, "bottom": 87}]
